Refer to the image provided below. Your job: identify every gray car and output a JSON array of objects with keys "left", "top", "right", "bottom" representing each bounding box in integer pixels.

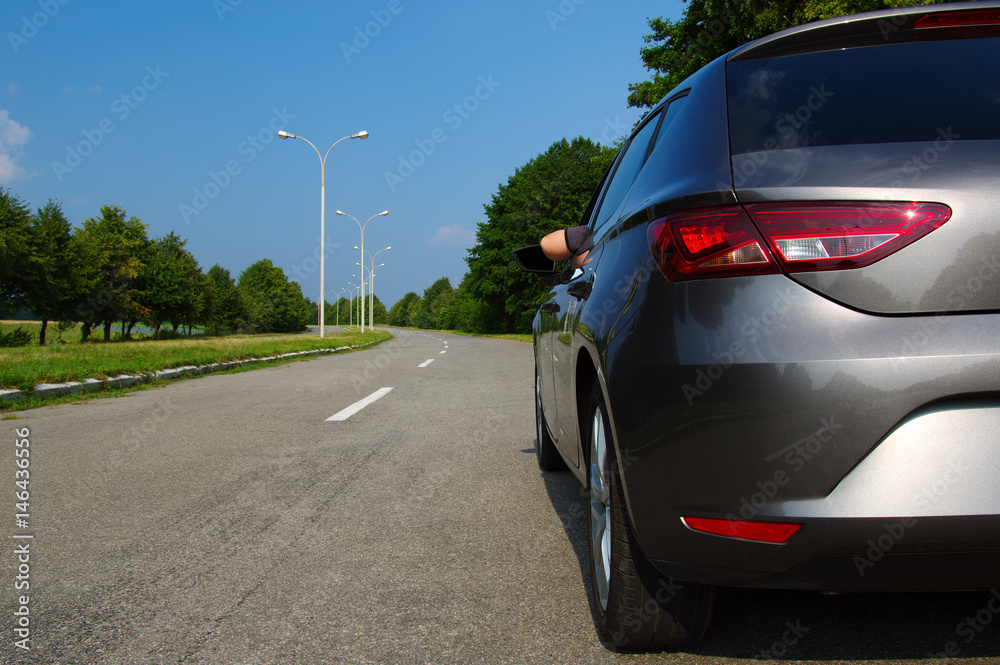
[{"left": 518, "top": 2, "right": 1000, "bottom": 651}]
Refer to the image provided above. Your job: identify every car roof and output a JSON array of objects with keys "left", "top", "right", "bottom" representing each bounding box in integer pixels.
[{"left": 729, "top": 1, "right": 1000, "bottom": 61}]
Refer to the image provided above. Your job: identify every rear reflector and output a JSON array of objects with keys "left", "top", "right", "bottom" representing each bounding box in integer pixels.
[{"left": 682, "top": 516, "right": 802, "bottom": 544}]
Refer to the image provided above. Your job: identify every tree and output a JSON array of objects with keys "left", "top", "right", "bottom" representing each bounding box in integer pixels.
[
  {"left": 204, "top": 264, "right": 245, "bottom": 334},
  {"left": 415, "top": 277, "right": 453, "bottom": 329},
  {"left": 237, "top": 259, "right": 310, "bottom": 333},
  {"left": 0, "top": 188, "right": 32, "bottom": 307},
  {"left": 388, "top": 292, "right": 421, "bottom": 327},
  {"left": 70, "top": 205, "right": 149, "bottom": 342},
  {"left": 24, "top": 201, "right": 74, "bottom": 344},
  {"left": 627, "top": 0, "right": 961, "bottom": 110},
  {"left": 465, "top": 137, "right": 616, "bottom": 332},
  {"left": 145, "top": 231, "right": 202, "bottom": 339}
]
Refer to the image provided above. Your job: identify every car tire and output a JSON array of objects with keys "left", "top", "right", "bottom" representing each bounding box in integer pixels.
[
  {"left": 586, "top": 382, "right": 715, "bottom": 650},
  {"left": 535, "top": 370, "right": 567, "bottom": 471}
]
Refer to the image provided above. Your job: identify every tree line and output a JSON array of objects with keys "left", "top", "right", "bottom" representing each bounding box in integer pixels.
[{"left": 0, "top": 189, "right": 311, "bottom": 344}]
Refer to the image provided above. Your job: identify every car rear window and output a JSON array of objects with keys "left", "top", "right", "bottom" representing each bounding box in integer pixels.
[{"left": 727, "top": 37, "right": 1000, "bottom": 154}]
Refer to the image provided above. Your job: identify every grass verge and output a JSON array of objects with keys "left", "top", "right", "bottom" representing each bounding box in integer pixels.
[{"left": 0, "top": 329, "right": 391, "bottom": 393}]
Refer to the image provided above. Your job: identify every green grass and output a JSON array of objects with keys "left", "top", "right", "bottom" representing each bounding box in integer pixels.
[{"left": 0, "top": 327, "right": 391, "bottom": 393}]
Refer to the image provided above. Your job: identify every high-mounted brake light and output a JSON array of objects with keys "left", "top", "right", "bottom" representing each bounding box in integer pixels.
[
  {"left": 745, "top": 202, "right": 951, "bottom": 272},
  {"left": 682, "top": 516, "right": 802, "bottom": 544},
  {"left": 913, "top": 9, "right": 1000, "bottom": 39}
]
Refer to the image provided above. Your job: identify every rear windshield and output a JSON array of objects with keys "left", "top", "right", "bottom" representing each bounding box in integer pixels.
[{"left": 727, "top": 37, "right": 1000, "bottom": 154}]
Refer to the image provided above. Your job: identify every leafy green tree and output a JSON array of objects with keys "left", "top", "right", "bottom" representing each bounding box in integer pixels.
[
  {"left": 415, "top": 277, "right": 453, "bottom": 329},
  {"left": 627, "top": 0, "right": 961, "bottom": 110},
  {"left": 388, "top": 292, "right": 421, "bottom": 327},
  {"left": 237, "top": 259, "right": 310, "bottom": 333},
  {"left": 369, "top": 294, "right": 388, "bottom": 325},
  {"left": 0, "top": 188, "right": 32, "bottom": 306},
  {"left": 71, "top": 205, "right": 149, "bottom": 342},
  {"left": 204, "top": 264, "right": 246, "bottom": 334},
  {"left": 24, "top": 201, "right": 74, "bottom": 344},
  {"left": 465, "top": 137, "right": 615, "bottom": 332},
  {"left": 145, "top": 231, "right": 202, "bottom": 339},
  {"left": 443, "top": 274, "right": 492, "bottom": 334}
]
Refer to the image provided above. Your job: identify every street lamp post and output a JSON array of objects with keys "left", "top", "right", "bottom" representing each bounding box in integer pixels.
[
  {"left": 336, "top": 210, "right": 388, "bottom": 333},
  {"left": 348, "top": 282, "right": 360, "bottom": 327},
  {"left": 335, "top": 288, "right": 346, "bottom": 327},
  {"left": 357, "top": 245, "right": 390, "bottom": 331},
  {"left": 277, "top": 129, "right": 368, "bottom": 337}
]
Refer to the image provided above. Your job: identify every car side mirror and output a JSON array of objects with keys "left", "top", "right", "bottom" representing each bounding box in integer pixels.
[{"left": 512, "top": 245, "right": 560, "bottom": 286}]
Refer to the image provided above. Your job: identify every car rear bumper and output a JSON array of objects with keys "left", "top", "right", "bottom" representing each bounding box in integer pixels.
[{"left": 604, "top": 272, "right": 1000, "bottom": 591}]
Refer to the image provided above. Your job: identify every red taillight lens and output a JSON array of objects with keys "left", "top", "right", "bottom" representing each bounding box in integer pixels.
[
  {"left": 647, "top": 206, "right": 780, "bottom": 281},
  {"left": 682, "top": 516, "right": 802, "bottom": 544},
  {"left": 648, "top": 202, "right": 951, "bottom": 281},
  {"left": 745, "top": 202, "right": 951, "bottom": 272}
]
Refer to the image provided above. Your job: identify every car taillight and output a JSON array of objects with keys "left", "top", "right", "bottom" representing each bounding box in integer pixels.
[
  {"left": 746, "top": 202, "right": 951, "bottom": 272},
  {"left": 681, "top": 516, "right": 802, "bottom": 544},
  {"left": 648, "top": 202, "right": 951, "bottom": 281},
  {"left": 647, "top": 206, "right": 780, "bottom": 281}
]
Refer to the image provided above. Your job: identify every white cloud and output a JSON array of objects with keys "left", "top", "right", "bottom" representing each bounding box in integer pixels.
[
  {"left": 428, "top": 224, "right": 476, "bottom": 246},
  {"left": 0, "top": 110, "right": 33, "bottom": 181}
]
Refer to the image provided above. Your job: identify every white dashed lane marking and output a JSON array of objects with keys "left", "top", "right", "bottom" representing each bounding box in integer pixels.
[{"left": 327, "top": 387, "right": 394, "bottom": 422}]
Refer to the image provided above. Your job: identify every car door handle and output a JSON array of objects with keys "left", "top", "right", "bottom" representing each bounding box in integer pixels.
[
  {"left": 567, "top": 277, "right": 593, "bottom": 301},
  {"left": 540, "top": 302, "right": 560, "bottom": 313}
]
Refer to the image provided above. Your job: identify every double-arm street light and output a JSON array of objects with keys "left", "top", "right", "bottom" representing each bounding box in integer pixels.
[
  {"left": 356, "top": 245, "right": 390, "bottom": 331},
  {"left": 277, "top": 129, "right": 368, "bottom": 338},
  {"left": 336, "top": 210, "right": 388, "bottom": 333}
]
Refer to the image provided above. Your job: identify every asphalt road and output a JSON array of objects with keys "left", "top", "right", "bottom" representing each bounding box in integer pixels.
[{"left": 2, "top": 329, "right": 999, "bottom": 664}]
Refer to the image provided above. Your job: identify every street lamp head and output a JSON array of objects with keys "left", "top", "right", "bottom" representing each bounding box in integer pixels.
[
  {"left": 277, "top": 130, "right": 295, "bottom": 140},
  {"left": 336, "top": 210, "right": 345, "bottom": 216},
  {"left": 379, "top": 210, "right": 389, "bottom": 216},
  {"left": 354, "top": 246, "right": 360, "bottom": 250},
  {"left": 352, "top": 130, "right": 369, "bottom": 140}
]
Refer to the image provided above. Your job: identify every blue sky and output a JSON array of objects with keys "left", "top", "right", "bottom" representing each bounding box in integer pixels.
[{"left": 2, "top": 0, "right": 685, "bottom": 309}]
